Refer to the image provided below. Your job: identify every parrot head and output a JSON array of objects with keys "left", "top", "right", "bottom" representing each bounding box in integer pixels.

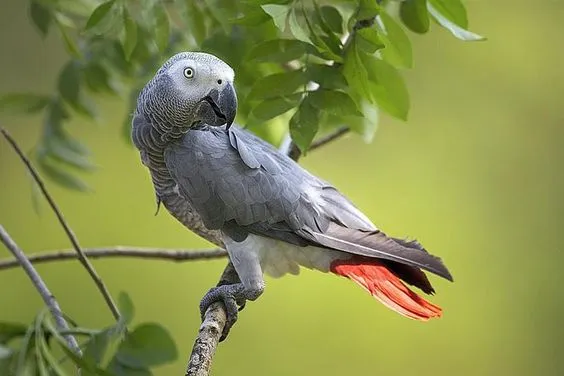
[{"left": 139, "top": 52, "right": 237, "bottom": 132}]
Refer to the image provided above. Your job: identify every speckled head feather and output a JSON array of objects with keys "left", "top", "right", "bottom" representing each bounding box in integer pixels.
[{"left": 135, "top": 51, "right": 237, "bottom": 138}]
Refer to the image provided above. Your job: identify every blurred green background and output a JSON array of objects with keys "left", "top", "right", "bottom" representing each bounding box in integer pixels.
[{"left": 1, "top": 1, "right": 564, "bottom": 375}]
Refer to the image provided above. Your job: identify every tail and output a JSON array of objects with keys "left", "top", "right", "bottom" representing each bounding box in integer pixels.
[
  {"left": 330, "top": 257, "right": 442, "bottom": 320},
  {"left": 300, "top": 222, "right": 453, "bottom": 281}
]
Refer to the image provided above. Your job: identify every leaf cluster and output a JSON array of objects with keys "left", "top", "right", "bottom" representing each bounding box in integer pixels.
[
  {"left": 0, "top": 292, "right": 178, "bottom": 376},
  {"left": 0, "top": 0, "right": 483, "bottom": 191}
]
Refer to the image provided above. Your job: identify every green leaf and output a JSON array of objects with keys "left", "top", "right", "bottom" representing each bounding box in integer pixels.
[
  {"left": 289, "top": 97, "right": 319, "bottom": 153},
  {"left": 46, "top": 138, "right": 95, "bottom": 171},
  {"left": 261, "top": 4, "right": 289, "bottom": 31},
  {"left": 311, "top": 1, "right": 342, "bottom": 54},
  {"left": 85, "top": 0, "right": 116, "bottom": 30},
  {"left": 358, "top": 103, "right": 379, "bottom": 143},
  {"left": 308, "top": 90, "right": 362, "bottom": 117},
  {"left": 15, "top": 320, "right": 36, "bottom": 374},
  {"left": 0, "top": 322, "right": 28, "bottom": 344},
  {"left": 376, "top": 11, "right": 413, "bottom": 68},
  {"left": 53, "top": 0, "right": 92, "bottom": 17},
  {"left": 81, "top": 293, "right": 132, "bottom": 370},
  {"left": 400, "top": 0, "right": 430, "bottom": 34},
  {"left": 36, "top": 329, "right": 69, "bottom": 376},
  {"left": 122, "top": 8, "right": 138, "bottom": 60},
  {"left": 300, "top": 6, "right": 341, "bottom": 61},
  {"left": 356, "top": 0, "right": 380, "bottom": 21},
  {"left": 320, "top": 6, "right": 343, "bottom": 34},
  {"left": 43, "top": 317, "right": 111, "bottom": 375},
  {"left": 43, "top": 121, "right": 95, "bottom": 170},
  {"left": 57, "top": 61, "right": 80, "bottom": 106},
  {"left": 29, "top": 1, "right": 52, "bottom": 37},
  {"left": 185, "top": 1, "right": 207, "bottom": 45},
  {"left": 231, "top": 5, "right": 271, "bottom": 26},
  {"left": 36, "top": 352, "right": 50, "bottom": 376},
  {"left": 83, "top": 63, "right": 114, "bottom": 94},
  {"left": 43, "top": 109, "right": 90, "bottom": 157},
  {"left": 37, "top": 157, "right": 90, "bottom": 192},
  {"left": 83, "top": 301, "right": 129, "bottom": 369},
  {"left": 307, "top": 64, "right": 347, "bottom": 90},
  {"left": 428, "top": 3, "right": 485, "bottom": 41},
  {"left": 247, "top": 70, "right": 308, "bottom": 101},
  {"left": 108, "top": 361, "right": 152, "bottom": 376},
  {"left": 288, "top": 7, "right": 311, "bottom": 44},
  {"left": 0, "top": 93, "right": 50, "bottom": 114},
  {"left": 360, "top": 53, "right": 410, "bottom": 120},
  {"left": 84, "top": 327, "right": 125, "bottom": 370},
  {"left": 154, "top": 5, "right": 170, "bottom": 53},
  {"left": 250, "top": 93, "right": 302, "bottom": 121},
  {"left": 118, "top": 292, "right": 135, "bottom": 325},
  {"left": 428, "top": 0, "right": 467, "bottom": 28},
  {"left": 339, "top": 103, "right": 379, "bottom": 143},
  {"left": 71, "top": 96, "right": 96, "bottom": 120},
  {"left": 58, "top": 25, "right": 81, "bottom": 58},
  {"left": 205, "top": 3, "right": 231, "bottom": 34},
  {"left": 356, "top": 27, "right": 384, "bottom": 53},
  {"left": 115, "top": 323, "right": 177, "bottom": 368},
  {"left": 247, "top": 39, "right": 309, "bottom": 63},
  {"left": 0, "top": 344, "right": 13, "bottom": 374},
  {"left": 34, "top": 312, "right": 53, "bottom": 376},
  {"left": 343, "top": 40, "right": 372, "bottom": 101}
]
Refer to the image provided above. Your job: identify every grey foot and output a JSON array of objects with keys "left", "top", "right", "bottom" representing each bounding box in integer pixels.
[{"left": 199, "top": 283, "right": 263, "bottom": 341}]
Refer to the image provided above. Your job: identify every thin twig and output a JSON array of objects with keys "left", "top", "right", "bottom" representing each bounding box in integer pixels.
[
  {"left": 311, "top": 127, "right": 351, "bottom": 151},
  {"left": 288, "top": 127, "right": 350, "bottom": 160},
  {"left": 0, "top": 225, "right": 82, "bottom": 355},
  {"left": 0, "top": 247, "right": 227, "bottom": 271},
  {"left": 0, "top": 127, "right": 121, "bottom": 321}
]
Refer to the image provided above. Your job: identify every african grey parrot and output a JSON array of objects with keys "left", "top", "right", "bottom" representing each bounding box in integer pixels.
[{"left": 132, "top": 52, "right": 453, "bottom": 339}]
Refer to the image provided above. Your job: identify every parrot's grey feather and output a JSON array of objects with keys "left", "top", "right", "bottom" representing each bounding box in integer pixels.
[
  {"left": 164, "top": 125, "right": 452, "bottom": 282},
  {"left": 229, "top": 130, "right": 261, "bottom": 169},
  {"left": 164, "top": 126, "right": 328, "bottom": 232}
]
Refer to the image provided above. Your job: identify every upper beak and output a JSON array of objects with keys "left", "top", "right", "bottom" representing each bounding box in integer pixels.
[
  {"left": 204, "top": 82, "right": 237, "bottom": 128},
  {"left": 219, "top": 82, "right": 237, "bottom": 128}
]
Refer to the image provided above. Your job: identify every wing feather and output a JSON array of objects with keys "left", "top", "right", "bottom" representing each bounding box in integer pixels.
[{"left": 164, "top": 126, "right": 452, "bottom": 283}]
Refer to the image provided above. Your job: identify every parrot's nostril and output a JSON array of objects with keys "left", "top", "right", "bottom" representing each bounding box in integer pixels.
[{"left": 217, "top": 79, "right": 222, "bottom": 85}]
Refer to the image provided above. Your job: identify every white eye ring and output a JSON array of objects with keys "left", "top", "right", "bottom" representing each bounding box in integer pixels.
[{"left": 183, "top": 67, "right": 194, "bottom": 78}]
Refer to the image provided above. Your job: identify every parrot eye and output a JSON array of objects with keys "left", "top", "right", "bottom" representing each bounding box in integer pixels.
[{"left": 183, "top": 67, "right": 194, "bottom": 79}]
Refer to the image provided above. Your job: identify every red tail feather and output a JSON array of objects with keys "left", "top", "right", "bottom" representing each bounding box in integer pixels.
[{"left": 330, "top": 258, "right": 442, "bottom": 320}]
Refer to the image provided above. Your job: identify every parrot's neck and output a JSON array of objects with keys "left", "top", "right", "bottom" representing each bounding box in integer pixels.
[{"left": 133, "top": 116, "right": 222, "bottom": 246}]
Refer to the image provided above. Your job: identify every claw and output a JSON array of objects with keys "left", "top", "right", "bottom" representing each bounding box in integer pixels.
[{"left": 199, "top": 284, "right": 247, "bottom": 341}]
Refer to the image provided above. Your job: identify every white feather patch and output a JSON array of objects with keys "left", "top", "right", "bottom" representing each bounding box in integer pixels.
[{"left": 253, "top": 235, "right": 351, "bottom": 278}]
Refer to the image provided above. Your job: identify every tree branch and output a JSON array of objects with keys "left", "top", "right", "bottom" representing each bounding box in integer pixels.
[
  {"left": 0, "top": 247, "right": 227, "bottom": 271},
  {"left": 1, "top": 127, "right": 121, "bottom": 321},
  {"left": 185, "top": 264, "right": 238, "bottom": 376},
  {"left": 0, "top": 225, "right": 82, "bottom": 355}
]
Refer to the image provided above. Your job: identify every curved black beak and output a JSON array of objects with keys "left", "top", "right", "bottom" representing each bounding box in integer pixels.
[{"left": 204, "top": 82, "right": 237, "bottom": 129}]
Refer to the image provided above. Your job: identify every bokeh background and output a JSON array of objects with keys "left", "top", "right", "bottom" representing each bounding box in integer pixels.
[{"left": 1, "top": 1, "right": 564, "bottom": 375}]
